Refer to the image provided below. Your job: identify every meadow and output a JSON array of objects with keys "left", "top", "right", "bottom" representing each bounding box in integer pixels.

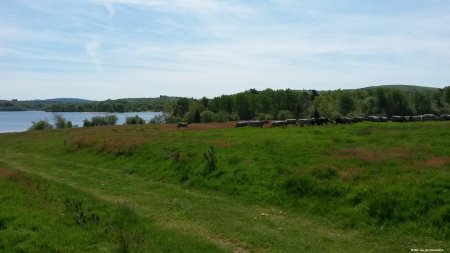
[{"left": 0, "top": 121, "right": 449, "bottom": 252}]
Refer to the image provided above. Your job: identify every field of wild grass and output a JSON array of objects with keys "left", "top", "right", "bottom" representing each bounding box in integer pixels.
[{"left": 0, "top": 121, "right": 449, "bottom": 252}]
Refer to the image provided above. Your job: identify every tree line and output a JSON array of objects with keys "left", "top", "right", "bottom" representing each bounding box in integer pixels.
[{"left": 164, "top": 86, "right": 450, "bottom": 123}]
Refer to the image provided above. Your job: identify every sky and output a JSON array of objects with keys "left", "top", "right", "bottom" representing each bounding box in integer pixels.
[{"left": 0, "top": 0, "right": 449, "bottom": 100}]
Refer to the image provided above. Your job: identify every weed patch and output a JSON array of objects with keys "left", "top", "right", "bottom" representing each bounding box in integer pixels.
[
  {"left": 63, "top": 198, "right": 100, "bottom": 225},
  {"left": 203, "top": 146, "right": 218, "bottom": 176}
]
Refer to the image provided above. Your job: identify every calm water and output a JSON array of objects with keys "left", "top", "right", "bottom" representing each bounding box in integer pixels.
[{"left": 0, "top": 111, "right": 162, "bottom": 133}]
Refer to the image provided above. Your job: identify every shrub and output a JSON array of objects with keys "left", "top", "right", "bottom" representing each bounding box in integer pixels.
[
  {"left": 125, "top": 115, "right": 145, "bottom": 125},
  {"left": 106, "top": 115, "right": 118, "bottom": 125},
  {"left": 83, "top": 119, "right": 93, "bottom": 127},
  {"left": 277, "top": 110, "right": 294, "bottom": 120},
  {"left": 148, "top": 114, "right": 166, "bottom": 124},
  {"left": 29, "top": 120, "right": 53, "bottom": 131},
  {"left": 165, "top": 115, "right": 183, "bottom": 124},
  {"left": 84, "top": 115, "right": 118, "bottom": 127},
  {"left": 203, "top": 146, "right": 218, "bottom": 176},
  {"left": 200, "top": 110, "right": 216, "bottom": 123},
  {"left": 215, "top": 111, "right": 229, "bottom": 122},
  {"left": 256, "top": 113, "right": 274, "bottom": 120},
  {"left": 229, "top": 113, "right": 240, "bottom": 121},
  {"left": 91, "top": 116, "right": 107, "bottom": 126},
  {"left": 53, "top": 113, "right": 72, "bottom": 128}
]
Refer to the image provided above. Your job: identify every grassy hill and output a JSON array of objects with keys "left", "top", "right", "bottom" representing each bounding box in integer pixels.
[{"left": 0, "top": 122, "right": 449, "bottom": 252}]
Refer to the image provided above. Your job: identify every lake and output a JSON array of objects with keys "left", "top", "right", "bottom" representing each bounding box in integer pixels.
[{"left": 0, "top": 111, "right": 162, "bottom": 133}]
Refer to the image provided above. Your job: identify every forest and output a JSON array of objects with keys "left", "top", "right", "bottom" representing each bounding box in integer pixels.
[{"left": 165, "top": 85, "right": 450, "bottom": 123}]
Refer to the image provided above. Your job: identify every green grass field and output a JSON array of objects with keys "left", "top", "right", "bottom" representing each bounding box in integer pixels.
[{"left": 0, "top": 122, "right": 449, "bottom": 252}]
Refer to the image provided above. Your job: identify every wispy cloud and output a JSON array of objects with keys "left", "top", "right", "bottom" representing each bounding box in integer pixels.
[
  {"left": 0, "top": 0, "right": 449, "bottom": 99},
  {"left": 84, "top": 40, "right": 104, "bottom": 72},
  {"left": 103, "top": 1, "right": 115, "bottom": 17}
]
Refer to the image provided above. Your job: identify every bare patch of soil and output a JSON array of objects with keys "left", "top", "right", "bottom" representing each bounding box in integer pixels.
[
  {"left": 0, "top": 168, "right": 40, "bottom": 190},
  {"left": 424, "top": 156, "right": 450, "bottom": 167}
]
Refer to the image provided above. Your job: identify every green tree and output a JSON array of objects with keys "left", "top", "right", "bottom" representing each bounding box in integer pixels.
[
  {"left": 410, "top": 91, "right": 431, "bottom": 115},
  {"left": 386, "top": 90, "right": 411, "bottom": 116},
  {"left": 235, "top": 93, "right": 252, "bottom": 120},
  {"left": 175, "top": 98, "right": 189, "bottom": 117},
  {"left": 443, "top": 86, "right": 450, "bottom": 104},
  {"left": 201, "top": 96, "right": 209, "bottom": 108},
  {"left": 338, "top": 93, "right": 355, "bottom": 115}
]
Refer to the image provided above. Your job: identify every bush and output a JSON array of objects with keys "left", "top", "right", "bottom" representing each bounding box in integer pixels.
[
  {"left": 277, "top": 110, "right": 294, "bottom": 120},
  {"left": 91, "top": 116, "right": 107, "bottom": 126},
  {"left": 165, "top": 115, "right": 183, "bottom": 124},
  {"left": 84, "top": 115, "right": 118, "bottom": 127},
  {"left": 200, "top": 110, "right": 216, "bottom": 123},
  {"left": 256, "top": 113, "right": 273, "bottom": 120},
  {"left": 229, "top": 113, "right": 240, "bottom": 121},
  {"left": 215, "top": 111, "right": 229, "bottom": 122},
  {"left": 29, "top": 120, "right": 53, "bottom": 131},
  {"left": 83, "top": 119, "right": 93, "bottom": 127},
  {"left": 148, "top": 114, "right": 166, "bottom": 124},
  {"left": 53, "top": 113, "right": 72, "bottom": 129},
  {"left": 106, "top": 115, "right": 118, "bottom": 125},
  {"left": 125, "top": 115, "right": 145, "bottom": 125}
]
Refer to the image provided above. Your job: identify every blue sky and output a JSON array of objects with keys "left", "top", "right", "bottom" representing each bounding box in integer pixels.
[{"left": 1, "top": 0, "right": 449, "bottom": 100}]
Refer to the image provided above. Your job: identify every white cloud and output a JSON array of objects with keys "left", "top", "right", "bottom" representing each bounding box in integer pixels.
[{"left": 84, "top": 40, "right": 104, "bottom": 72}]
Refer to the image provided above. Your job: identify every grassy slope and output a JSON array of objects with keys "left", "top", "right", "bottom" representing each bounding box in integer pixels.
[
  {"left": 0, "top": 169, "right": 226, "bottom": 253},
  {"left": 0, "top": 122, "right": 449, "bottom": 252}
]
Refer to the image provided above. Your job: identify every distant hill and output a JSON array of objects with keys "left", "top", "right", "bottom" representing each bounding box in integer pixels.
[
  {"left": 0, "top": 96, "right": 177, "bottom": 112},
  {"left": 43, "top": 98, "right": 95, "bottom": 103},
  {"left": 0, "top": 98, "right": 95, "bottom": 111},
  {"left": 361, "top": 84, "right": 440, "bottom": 92}
]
